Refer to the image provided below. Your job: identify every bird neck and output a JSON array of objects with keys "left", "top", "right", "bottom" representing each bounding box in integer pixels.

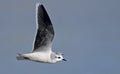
[{"left": 49, "top": 52, "right": 57, "bottom": 63}]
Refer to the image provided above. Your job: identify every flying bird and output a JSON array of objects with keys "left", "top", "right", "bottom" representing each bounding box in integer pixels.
[{"left": 16, "top": 3, "right": 66, "bottom": 63}]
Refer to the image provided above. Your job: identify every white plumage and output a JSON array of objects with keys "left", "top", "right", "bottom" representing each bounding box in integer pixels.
[{"left": 16, "top": 3, "right": 66, "bottom": 63}]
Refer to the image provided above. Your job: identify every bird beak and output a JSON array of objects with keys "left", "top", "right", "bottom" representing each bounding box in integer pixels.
[{"left": 63, "top": 59, "right": 67, "bottom": 61}]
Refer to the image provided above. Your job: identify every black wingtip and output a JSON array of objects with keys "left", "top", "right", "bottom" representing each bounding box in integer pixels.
[{"left": 36, "top": 3, "right": 44, "bottom": 9}]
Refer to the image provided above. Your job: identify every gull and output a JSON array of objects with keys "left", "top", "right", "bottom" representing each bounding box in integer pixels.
[{"left": 16, "top": 3, "right": 66, "bottom": 63}]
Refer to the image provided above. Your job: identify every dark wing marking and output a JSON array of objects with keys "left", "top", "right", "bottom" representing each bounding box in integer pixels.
[{"left": 33, "top": 4, "right": 54, "bottom": 52}]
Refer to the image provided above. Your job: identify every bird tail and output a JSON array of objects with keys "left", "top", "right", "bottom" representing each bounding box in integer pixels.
[
  {"left": 16, "top": 53, "right": 25, "bottom": 60},
  {"left": 16, "top": 53, "right": 30, "bottom": 60}
]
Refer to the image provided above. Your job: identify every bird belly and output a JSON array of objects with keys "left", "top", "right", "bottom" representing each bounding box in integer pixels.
[{"left": 24, "top": 52, "right": 51, "bottom": 63}]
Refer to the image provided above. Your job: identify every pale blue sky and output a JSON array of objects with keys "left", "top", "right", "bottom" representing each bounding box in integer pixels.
[{"left": 0, "top": 0, "right": 120, "bottom": 74}]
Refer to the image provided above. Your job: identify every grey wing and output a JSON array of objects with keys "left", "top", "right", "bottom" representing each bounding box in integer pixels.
[{"left": 33, "top": 4, "right": 54, "bottom": 52}]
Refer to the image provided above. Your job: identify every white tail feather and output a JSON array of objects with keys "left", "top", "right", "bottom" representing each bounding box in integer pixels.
[{"left": 16, "top": 54, "right": 25, "bottom": 60}]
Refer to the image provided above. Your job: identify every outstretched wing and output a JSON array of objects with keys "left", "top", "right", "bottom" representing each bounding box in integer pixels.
[{"left": 33, "top": 4, "right": 54, "bottom": 52}]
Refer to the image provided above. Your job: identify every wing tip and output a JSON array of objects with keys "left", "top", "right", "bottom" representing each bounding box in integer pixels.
[
  {"left": 36, "top": 3, "right": 44, "bottom": 9},
  {"left": 36, "top": 3, "right": 42, "bottom": 13},
  {"left": 36, "top": 3, "right": 42, "bottom": 29},
  {"left": 36, "top": 3, "right": 41, "bottom": 7}
]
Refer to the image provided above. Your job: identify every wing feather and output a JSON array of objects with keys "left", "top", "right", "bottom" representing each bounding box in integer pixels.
[{"left": 33, "top": 4, "right": 54, "bottom": 52}]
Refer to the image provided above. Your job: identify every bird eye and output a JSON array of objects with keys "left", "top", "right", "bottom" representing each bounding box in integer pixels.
[{"left": 58, "top": 57, "right": 61, "bottom": 59}]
